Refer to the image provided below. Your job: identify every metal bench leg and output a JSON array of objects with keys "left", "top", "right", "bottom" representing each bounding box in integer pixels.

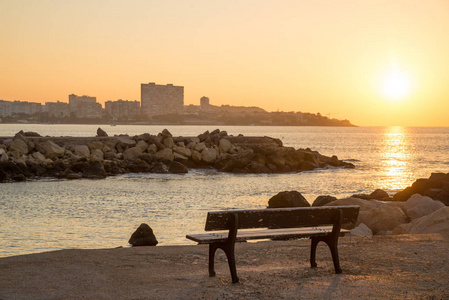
[{"left": 209, "top": 243, "right": 219, "bottom": 277}]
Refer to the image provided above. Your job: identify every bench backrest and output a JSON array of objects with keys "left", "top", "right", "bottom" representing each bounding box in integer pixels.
[{"left": 205, "top": 206, "right": 359, "bottom": 231}]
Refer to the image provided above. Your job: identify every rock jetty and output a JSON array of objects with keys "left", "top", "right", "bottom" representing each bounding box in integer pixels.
[{"left": 0, "top": 128, "right": 354, "bottom": 182}]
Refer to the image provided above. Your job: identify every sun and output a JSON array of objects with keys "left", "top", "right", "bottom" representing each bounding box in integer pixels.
[{"left": 381, "top": 61, "right": 411, "bottom": 101}]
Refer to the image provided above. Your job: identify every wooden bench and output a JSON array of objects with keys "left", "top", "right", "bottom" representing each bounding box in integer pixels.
[{"left": 186, "top": 206, "right": 360, "bottom": 283}]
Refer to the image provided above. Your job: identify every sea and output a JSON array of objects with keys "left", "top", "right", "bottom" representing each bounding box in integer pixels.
[{"left": 1, "top": 124, "right": 449, "bottom": 257}]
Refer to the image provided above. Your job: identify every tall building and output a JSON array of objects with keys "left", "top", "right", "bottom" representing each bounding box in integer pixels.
[
  {"left": 141, "top": 83, "right": 184, "bottom": 117},
  {"left": 44, "top": 101, "right": 70, "bottom": 118},
  {"left": 105, "top": 99, "right": 140, "bottom": 120},
  {"left": 68, "top": 94, "right": 102, "bottom": 118}
]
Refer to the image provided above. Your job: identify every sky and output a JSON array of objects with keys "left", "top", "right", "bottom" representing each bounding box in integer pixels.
[{"left": 1, "top": 0, "right": 449, "bottom": 126}]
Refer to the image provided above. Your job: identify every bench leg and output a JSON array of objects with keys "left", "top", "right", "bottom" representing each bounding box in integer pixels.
[
  {"left": 310, "top": 237, "right": 319, "bottom": 268},
  {"left": 209, "top": 243, "right": 218, "bottom": 277},
  {"left": 208, "top": 242, "right": 239, "bottom": 283},
  {"left": 310, "top": 237, "right": 342, "bottom": 274}
]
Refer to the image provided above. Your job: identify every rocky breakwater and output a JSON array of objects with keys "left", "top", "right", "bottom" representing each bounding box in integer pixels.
[{"left": 0, "top": 128, "right": 354, "bottom": 182}]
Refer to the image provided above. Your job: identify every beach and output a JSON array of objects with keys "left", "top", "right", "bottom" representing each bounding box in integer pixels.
[{"left": 1, "top": 233, "right": 448, "bottom": 299}]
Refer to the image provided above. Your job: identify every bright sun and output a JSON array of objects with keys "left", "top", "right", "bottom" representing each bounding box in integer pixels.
[{"left": 381, "top": 61, "right": 411, "bottom": 101}]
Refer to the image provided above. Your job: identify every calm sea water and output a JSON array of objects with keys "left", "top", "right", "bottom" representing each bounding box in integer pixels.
[{"left": 1, "top": 124, "right": 449, "bottom": 257}]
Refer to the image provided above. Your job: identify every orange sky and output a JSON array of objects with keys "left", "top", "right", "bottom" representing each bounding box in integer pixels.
[{"left": 1, "top": 0, "right": 448, "bottom": 126}]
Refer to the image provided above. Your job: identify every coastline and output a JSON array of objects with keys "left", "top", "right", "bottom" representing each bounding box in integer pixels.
[{"left": 1, "top": 233, "right": 448, "bottom": 299}]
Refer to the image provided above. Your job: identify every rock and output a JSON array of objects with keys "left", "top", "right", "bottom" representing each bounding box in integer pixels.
[
  {"left": 393, "top": 207, "right": 449, "bottom": 235},
  {"left": 128, "top": 223, "right": 158, "bottom": 246},
  {"left": 154, "top": 148, "right": 174, "bottom": 161},
  {"left": 123, "top": 147, "right": 143, "bottom": 161},
  {"left": 136, "top": 141, "right": 149, "bottom": 152},
  {"left": 194, "top": 142, "right": 206, "bottom": 152},
  {"left": 191, "top": 150, "right": 202, "bottom": 162},
  {"left": 37, "top": 140, "right": 65, "bottom": 160},
  {"left": 147, "top": 144, "right": 158, "bottom": 154},
  {"left": 32, "top": 151, "right": 46, "bottom": 162},
  {"left": 168, "top": 161, "right": 188, "bottom": 173},
  {"left": 267, "top": 153, "right": 285, "bottom": 169},
  {"left": 23, "top": 131, "right": 41, "bottom": 137},
  {"left": 97, "top": 128, "right": 108, "bottom": 137},
  {"left": 88, "top": 141, "right": 104, "bottom": 151},
  {"left": 350, "top": 223, "right": 373, "bottom": 236},
  {"left": 90, "top": 149, "right": 104, "bottom": 162},
  {"left": 326, "top": 198, "right": 407, "bottom": 234},
  {"left": 161, "top": 129, "right": 172, "bottom": 138},
  {"left": 434, "top": 190, "right": 449, "bottom": 206},
  {"left": 393, "top": 178, "right": 442, "bottom": 201},
  {"left": 10, "top": 139, "right": 29, "bottom": 155},
  {"left": 429, "top": 172, "right": 449, "bottom": 182},
  {"left": 173, "top": 146, "right": 191, "bottom": 158},
  {"left": 404, "top": 194, "right": 445, "bottom": 220},
  {"left": 82, "top": 161, "right": 107, "bottom": 179},
  {"left": 219, "top": 139, "right": 232, "bottom": 153},
  {"left": 73, "top": 145, "right": 90, "bottom": 157},
  {"left": 138, "top": 153, "right": 155, "bottom": 164},
  {"left": 312, "top": 195, "right": 337, "bottom": 207},
  {"left": 201, "top": 148, "right": 217, "bottom": 163},
  {"left": 163, "top": 137, "right": 175, "bottom": 149},
  {"left": 370, "top": 189, "right": 390, "bottom": 200},
  {"left": 268, "top": 191, "right": 310, "bottom": 208},
  {"left": 116, "top": 136, "right": 136, "bottom": 147},
  {"left": 151, "top": 162, "right": 169, "bottom": 173}
]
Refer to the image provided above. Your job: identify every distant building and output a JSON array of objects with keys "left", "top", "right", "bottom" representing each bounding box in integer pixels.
[
  {"left": 68, "top": 94, "right": 102, "bottom": 118},
  {"left": 200, "top": 96, "right": 210, "bottom": 108},
  {"left": 44, "top": 101, "right": 70, "bottom": 118},
  {"left": 0, "top": 100, "right": 42, "bottom": 117},
  {"left": 0, "top": 100, "right": 12, "bottom": 117},
  {"left": 141, "top": 83, "right": 184, "bottom": 117},
  {"left": 105, "top": 99, "right": 140, "bottom": 120}
]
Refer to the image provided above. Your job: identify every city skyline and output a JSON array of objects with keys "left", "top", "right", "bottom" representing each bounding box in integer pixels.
[{"left": 1, "top": 1, "right": 449, "bottom": 126}]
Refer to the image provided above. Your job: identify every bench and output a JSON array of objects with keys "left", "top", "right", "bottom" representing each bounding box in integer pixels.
[{"left": 186, "top": 205, "right": 360, "bottom": 283}]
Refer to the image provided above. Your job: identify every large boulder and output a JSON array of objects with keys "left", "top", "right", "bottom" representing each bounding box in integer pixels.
[
  {"left": 37, "top": 140, "right": 65, "bottom": 160},
  {"left": 82, "top": 161, "right": 107, "bottom": 179},
  {"left": 123, "top": 147, "right": 143, "bottom": 161},
  {"left": 403, "top": 194, "right": 445, "bottom": 221},
  {"left": 201, "top": 148, "right": 217, "bottom": 163},
  {"left": 73, "top": 145, "right": 90, "bottom": 157},
  {"left": 128, "top": 223, "right": 158, "bottom": 246},
  {"left": 10, "top": 139, "right": 29, "bottom": 155},
  {"left": 96, "top": 127, "right": 108, "bottom": 137},
  {"left": 168, "top": 161, "right": 188, "bottom": 174},
  {"left": 268, "top": 191, "right": 310, "bottom": 208},
  {"left": 154, "top": 148, "right": 174, "bottom": 161},
  {"left": 219, "top": 139, "right": 232, "bottom": 153},
  {"left": 393, "top": 207, "right": 449, "bottom": 235},
  {"left": 393, "top": 179, "right": 442, "bottom": 201},
  {"left": 326, "top": 197, "right": 407, "bottom": 234},
  {"left": 312, "top": 195, "right": 337, "bottom": 207}
]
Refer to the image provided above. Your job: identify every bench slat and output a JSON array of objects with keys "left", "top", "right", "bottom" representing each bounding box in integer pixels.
[
  {"left": 205, "top": 206, "right": 359, "bottom": 231},
  {"left": 186, "top": 226, "right": 351, "bottom": 244}
]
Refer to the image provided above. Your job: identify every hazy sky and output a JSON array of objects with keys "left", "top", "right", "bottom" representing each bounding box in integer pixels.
[{"left": 1, "top": 0, "right": 448, "bottom": 126}]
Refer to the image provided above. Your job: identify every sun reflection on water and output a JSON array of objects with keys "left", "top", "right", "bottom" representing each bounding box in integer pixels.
[{"left": 377, "top": 126, "right": 415, "bottom": 191}]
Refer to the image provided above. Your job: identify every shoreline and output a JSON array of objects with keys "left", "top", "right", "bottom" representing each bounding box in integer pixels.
[{"left": 1, "top": 233, "right": 448, "bottom": 299}]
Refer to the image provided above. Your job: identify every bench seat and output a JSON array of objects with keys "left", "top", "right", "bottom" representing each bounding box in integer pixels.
[{"left": 187, "top": 226, "right": 350, "bottom": 244}]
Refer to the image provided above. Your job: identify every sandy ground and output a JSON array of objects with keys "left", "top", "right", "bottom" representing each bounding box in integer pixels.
[{"left": 1, "top": 233, "right": 448, "bottom": 299}]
